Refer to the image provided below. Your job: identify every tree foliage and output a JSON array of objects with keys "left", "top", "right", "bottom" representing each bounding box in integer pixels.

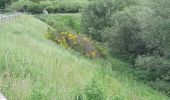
[
  {"left": 0, "top": 0, "right": 17, "bottom": 9},
  {"left": 82, "top": 0, "right": 170, "bottom": 95},
  {"left": 82, "top": 0, "right": 125, "bottom": 42}
]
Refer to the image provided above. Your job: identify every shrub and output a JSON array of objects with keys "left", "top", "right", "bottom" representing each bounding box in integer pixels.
[
  {"left": 82, "top": 0, "right": 170, "bottom": 96},
  {"left": 73, "top": 88, "right": 83, "bottom": 100},
  {"left": 84, "top": 79, "right": 105, "bottom": 100},
  {"left": 44, "top": 32, "right": 56, "bottom": 42},
  {"left": 107, "top": 6, "right": 155, "bottom": 62},
  {"left": 46, "top": 6, "right": 54, "bottom": 13},
  {"left": 57, "top": 32, "right": 78, "bottom": 48},
  {"left": 66, "top": 16, "right": 76, "bottom": 30},
  {"left": 44, "top": 31, "right": 108, "bottom": 58},
  {"left": 56, "top": 32, "right": 98, "bottom": 58},
  {"left": 150, "top": 81, "right": 170, "bottom": 96},
  {"left": 109, "top": 95, "right": 124, "bottom": 100},
  {"left": 7, "top": 0, "right": 33, "bottom": 12},
  {"left": 138, "top": 16, "right": 170, "bottom": 58},
  {"left": 135, "top": 55, "right": 170, "bottom": 81},
  {"left": 8, "top": 0, "right": 86, "bottom": 13},
  {"left": 27, "top": 3, "right": 46, "bottom": 14},
  {"left": 94, "top": 42, "right": 109, "bottom": 58},
  {"left": 0, "top": 0, "right": 17, "bottom": 9},
  {"left": 82, "top": 0, "right": 125, "bottom": 42}
]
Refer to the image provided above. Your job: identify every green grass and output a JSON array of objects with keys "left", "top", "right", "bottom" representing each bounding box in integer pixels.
[
  {"left": 35, "top": 13, "right": 82, "bottom": 33},
  {"left": 0, "top": 15, "right": 169, "bottom": 100}
]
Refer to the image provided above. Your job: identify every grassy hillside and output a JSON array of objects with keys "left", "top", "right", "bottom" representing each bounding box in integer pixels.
[
  {"left": 35, "top": 13, "right": 81, "bottom": 32},
  {"left": 0, "top": 15, "right": 169, "bottom": 100}
]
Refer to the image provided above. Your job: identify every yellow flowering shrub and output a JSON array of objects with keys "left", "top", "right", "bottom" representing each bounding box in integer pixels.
[
  {"left": 44, "top": 31, "right": 107, "bottom": 58},
  {"left": 44, "top": 27, "right": 57, "bottom": 42},
  {"left": 44, "top": 32, "right": 56, "bottom": 42},
  {"left": 86, "top": 51, "right": 97, "bottom": 58},
  {"left": 56, "top": 31, "right": 98, "bottom": 58},
  {"left": 57, "top": 32, "right": 78, "bottom": 48}
]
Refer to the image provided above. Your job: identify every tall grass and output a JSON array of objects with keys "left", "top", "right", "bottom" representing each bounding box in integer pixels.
[
  {"left": 0, "top": 15, "right": 169, "bottom": 100},
  {"left": 35, "top": 13, "right": 81, "bottom": 32}
]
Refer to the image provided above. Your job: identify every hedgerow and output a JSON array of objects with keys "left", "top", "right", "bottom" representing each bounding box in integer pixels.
[{"left": 8, "top": 0, "right": 87, "bottom": 14}]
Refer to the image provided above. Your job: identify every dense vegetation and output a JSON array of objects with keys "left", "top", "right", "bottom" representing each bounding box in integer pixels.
[
  {"left": 0, "top": 0, "right": 17, "bottom": 9},
  {"left": 1, "top": 0, "right": 170, "bottom": 99},
  {"left": 1, "top": 15, "right": 169, "bottom": 100},
  {"left": 35, "top": 14, "right": 81, "bottom": 32},
  {"left": 7, "top": 0, "right": 88, "bottom": 13},
  {"left": 82, "top": 0, "right": 170, "bottom": 95}
]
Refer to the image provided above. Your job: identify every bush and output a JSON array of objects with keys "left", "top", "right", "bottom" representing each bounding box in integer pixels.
[
  {"left": 56, "top": 32, "right": 98, "bottom": 58},
  {"left": 82, "top": 0, "right": 125, "bottom": 42},
  {"left": 45, "top": 31, "right": 105, "bottom": 58},
  {"left": 94, "top": 42, "right": 109, "bottom": 58},
  {"left": 106, "top": 6, "right": 153, "bottom": 62},
  {"left": 8, "top": 1, "right": 46, "bottom": 14},
  {"left": 139, "top": 17, "right": 170, "bottom": 58},
  {"left": 46, "top": 6, "right": 54, "bottom": 13},
  {"left": 27, "top": 3, "right": 46, "bottom": 14},
  {"left": 45, "top": 31, "right": 109, "bottom": 58},
  {"left": 8, "top": 0, "right": 87, "bottom": 13},
  {"left": 150, "top": 81, "right": 170, "bottom": 96},
  {"left": 135, "top": 55, "right": 170, "bottom": 81},
  {"left": 0, "top": 0, "right": 18, "bottom": 9},
  {"left": 82, "top": 0, "right": 170, "bottom": 95},
  {"left": 84, "top": 79, "right": 105, "bottom": 100},
  {"left": 7, "top": 0, "right": 33, "bottom": 12}
]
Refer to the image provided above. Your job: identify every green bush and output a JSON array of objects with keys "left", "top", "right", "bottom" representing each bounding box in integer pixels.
[
  {"left": 135, "top": 55, "right": 170, "bottom": 95},
  {"left": 0, "top": 0, "right": 18, "bottom": 9},
  {"left": 8, "top": 0, "right": 87, "bottom": 13},
  {"left": 84, "top": 79, "right": 105, "bottom": 100},
  {"left": 44, "top": 31, "right": 104, "bottom": 58},
  {"left": 27, "top": 3, "right": 46, "bottom": 14},
  {"left": 82, "top": 0, "right": 170, "bottom": 59},
  {"left": 82, "top": 0, "right": 170, "bottom": 96},
  {"left": 46, "top": 6, "right": 54, "bottom": 13},
  {"left": 135, "top": 55, "right": 170, "bottom": 82},
  {"left": 56, "top": 32, "right": 98, "bottom": 58},
  {"left": 150, "top": 81, "right": 170, "bottom": 96},
  {"left": 82, "top": 0, "right": 111, "bottom": 41},
  {"left": 82, "top": 0, "right": 125, "bottom": 42},
  {"left": 94, "top": 42, "right": 109, "bottom": 58},
  {"left": 106, "top": 6, "right": 153, "bottom": 62},
  {"left": 7, "top": 0, "right": 32, "bottom": 12},
  {"left": 8, "top": 1, "right": 46, "bottom": 13}
]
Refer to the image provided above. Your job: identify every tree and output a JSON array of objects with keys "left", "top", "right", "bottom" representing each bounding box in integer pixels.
[
  {"left": 29, "top": 0, "right": 40, "bottom": 3},
  {"left": 82, "top": 0, "right": 125, "bottom": 42},
  {"left": 0, "top": 0, "right": 17, "bottom": 9}
]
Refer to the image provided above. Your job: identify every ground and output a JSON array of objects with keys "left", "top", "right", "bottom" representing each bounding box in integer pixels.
[{"left": 0, "top": 15, "right": 169, "bottom": 100}]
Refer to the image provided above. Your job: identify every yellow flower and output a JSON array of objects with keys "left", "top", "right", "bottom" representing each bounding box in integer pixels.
[{"left": 91, "top": 51, "right": 96, "bottom": 58}]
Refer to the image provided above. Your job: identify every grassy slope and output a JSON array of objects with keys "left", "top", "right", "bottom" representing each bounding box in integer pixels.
[
  {"left": 35, "top": 13, "right": 82, "bottom": 33},
  {"left": 0, "top": 15, "right": 169, "bottom": 100}
]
